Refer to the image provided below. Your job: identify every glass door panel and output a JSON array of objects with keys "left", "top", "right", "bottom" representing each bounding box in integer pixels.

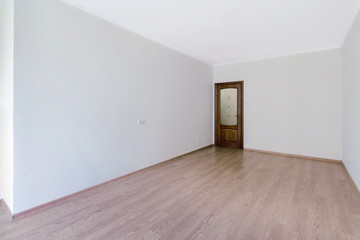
[{"left": 220, "top": 88, "right": 237, "bottom": 126}]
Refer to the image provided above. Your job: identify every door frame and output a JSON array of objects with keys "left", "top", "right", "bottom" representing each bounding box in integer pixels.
[{"left": 214, "top": 81, "right": 244, "bottom": 149}]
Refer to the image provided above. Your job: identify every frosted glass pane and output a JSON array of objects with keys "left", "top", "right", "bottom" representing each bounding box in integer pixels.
[{"left": 220, "top": 88, "right": 237, "bottom": 125}]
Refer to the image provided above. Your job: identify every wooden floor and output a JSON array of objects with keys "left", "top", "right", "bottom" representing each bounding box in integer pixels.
[{"left": 1, "top": 146, "right": 360, "bottom": 240}]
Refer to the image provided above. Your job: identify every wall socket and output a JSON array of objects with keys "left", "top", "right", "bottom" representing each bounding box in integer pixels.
[
  {"left": 137, "top": 120, "right": 146, "bottom": 125},
  {"left": 197, "top": 137, "right": 201, "bottom": 142}
]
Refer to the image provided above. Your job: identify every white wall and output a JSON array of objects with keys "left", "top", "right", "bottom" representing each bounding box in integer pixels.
[
  {"left": 342, "top": 9, "right": 360, "bottom": 191},
  {"left": 0, "top": 0, "right": 14, "bottom": 212},
  {"left": 12, "top": 0, "right": 213, "bottom": 213},
  {"left": 214, "top": 49, "right": 343, "bottom": 160}
]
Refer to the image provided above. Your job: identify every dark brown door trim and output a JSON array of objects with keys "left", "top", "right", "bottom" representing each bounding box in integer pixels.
[{"left": 215, "top": 81, "right": 244, "bottom": 149}]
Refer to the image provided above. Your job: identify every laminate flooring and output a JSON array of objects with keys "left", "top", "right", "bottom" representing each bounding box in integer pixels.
[{"left": 1, "top": 146, "right": 360, "bottom": 240}]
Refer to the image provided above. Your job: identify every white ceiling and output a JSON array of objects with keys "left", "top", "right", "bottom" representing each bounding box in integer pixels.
[{"left": 61, "top": 0, "right": 360, "bottom": 65}]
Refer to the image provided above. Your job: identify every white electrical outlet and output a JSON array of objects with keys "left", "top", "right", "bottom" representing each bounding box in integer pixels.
[
  {"left": 198, "top": 137, "right": 201, "bottom": 142},
  {"left": 137, "top": 120, "right": 146, "bottom": 125}
]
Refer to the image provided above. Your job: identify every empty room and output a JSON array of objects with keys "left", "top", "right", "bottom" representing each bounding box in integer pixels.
[{"left": 1, "top": 0, "right": 360, "bottom": 239}]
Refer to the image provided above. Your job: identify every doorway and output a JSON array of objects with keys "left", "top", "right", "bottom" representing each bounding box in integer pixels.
[{"left": 215, "top": 81, "right": 244, "bottom": 148}]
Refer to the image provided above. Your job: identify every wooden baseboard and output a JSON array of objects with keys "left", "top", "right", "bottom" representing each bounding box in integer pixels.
[
  {"left": 0, "top": 199, "right": 14, "bottom": 220},
  {"left": 244, "top": 148, "right": 342, "bottom": 164},
  {"left": 341, "top": 163, "right": 360, "bottom": 197},
  {"left": 12, "top": 144, "right": 213, "bottom": 220}
]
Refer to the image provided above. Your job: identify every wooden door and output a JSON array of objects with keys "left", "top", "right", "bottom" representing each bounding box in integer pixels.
[{"left": 215, "top": 82, "right": 243, "bottom": 148}]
